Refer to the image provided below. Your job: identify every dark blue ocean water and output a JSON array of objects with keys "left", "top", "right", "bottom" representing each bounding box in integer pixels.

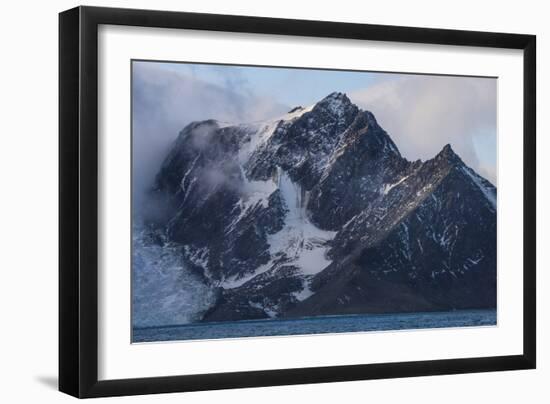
[{"left": 132, "top": 309, "right": 496, "bottom": 343}]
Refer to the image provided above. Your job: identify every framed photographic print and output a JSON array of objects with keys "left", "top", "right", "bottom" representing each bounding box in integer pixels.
[{"left": 59, "top": 6, "right": 536, "bottom": 398}]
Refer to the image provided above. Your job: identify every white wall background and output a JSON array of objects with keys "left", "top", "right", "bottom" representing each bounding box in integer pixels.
[{"left": 0, "top": 0, "right": 546, "bottom": 402}]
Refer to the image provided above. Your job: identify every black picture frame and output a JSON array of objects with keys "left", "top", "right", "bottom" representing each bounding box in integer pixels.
[{"left": 59, "top": 5, "right": 536, "bottom": 398}]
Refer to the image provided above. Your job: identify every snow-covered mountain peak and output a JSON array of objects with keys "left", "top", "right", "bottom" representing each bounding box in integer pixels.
[
  {"left": 313, "top": 92, "right": 355, "bottom": 118},
  {"left": 323, "top": 91, "right": 350, "bottom": 103}
]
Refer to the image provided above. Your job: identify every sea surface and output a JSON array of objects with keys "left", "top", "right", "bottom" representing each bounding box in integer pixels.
[{"left": 132, "top": 309, "right": 496, "bottom": 343}]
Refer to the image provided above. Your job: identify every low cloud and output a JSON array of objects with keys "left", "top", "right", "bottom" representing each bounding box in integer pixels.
[
  {"left": 349, "top": 75, "right": 497, "bottom": 183},
  {"left": 132, "top": 62, "right": 288, "bottom": 206},
  {"left": 132, "top": 63, "right": 497, "bottom": 208}
]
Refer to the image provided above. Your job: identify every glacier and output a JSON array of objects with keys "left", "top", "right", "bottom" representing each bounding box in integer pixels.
[{"left": 132, "top": 225, "right": 216, "bottom": 327}]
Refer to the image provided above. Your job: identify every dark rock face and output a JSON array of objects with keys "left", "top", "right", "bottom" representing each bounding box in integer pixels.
[
  {"left": 142, "top": 92, "right": 497, "bottom": 323},
  {"left": 293, "top": 148, "right": 497, "bottom": 317}
]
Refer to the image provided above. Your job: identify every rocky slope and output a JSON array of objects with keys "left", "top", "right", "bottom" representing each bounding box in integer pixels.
[{"left": 136, "top": 92, "right": 497, "bottom": 325}]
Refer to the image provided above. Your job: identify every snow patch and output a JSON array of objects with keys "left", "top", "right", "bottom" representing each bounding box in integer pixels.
[
  {"left": 270, "top": 169, "right": 337, "bottom": 275},
  {"left": 293, "top": 281, "right": 315, "bottom": 301},
  {"left": 239, "top": 166, "right": 277, "bottom": 209},
  {"left": 237, "top": 121, "right": 279, "bottom": 164},
  {"left": 468, "top": 256, "right": 483, "bottom": 265},
  {"left": 461, "top": 167, "right": 496, "bottom": 210},
  {"left": 183, "top": 245, "right": 209, "bottom": 269},
  {"left": 382, "top": 174, "right": 410, "bottom": 195},
  {"left": 322, "top": 93, "right": 348, "bottom": 118},
  {"left": 222, "top": 260, "right": 274, "bottom": 289},
  {"left": 223, "top": 168, "right": 336, "bottom": 290},
  {"left": 227, "top": 166, "right": 278, "bottom": 232},
  {"left": 237, "top": 104, "right": 314, "bottom": 164}
]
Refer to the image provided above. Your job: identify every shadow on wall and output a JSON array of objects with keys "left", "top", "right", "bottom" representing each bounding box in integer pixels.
[{"left": 35, "top": 375, "right": 58, "bottom": 390}]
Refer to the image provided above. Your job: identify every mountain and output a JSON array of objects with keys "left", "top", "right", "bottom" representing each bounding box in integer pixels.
[{"left": 136, "top": 92, "right": 497, "bottom": 326}]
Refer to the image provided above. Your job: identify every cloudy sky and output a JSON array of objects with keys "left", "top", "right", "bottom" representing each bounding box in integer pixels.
[{"left": 132, "top": 60, "right": 496, "bottom": 198}]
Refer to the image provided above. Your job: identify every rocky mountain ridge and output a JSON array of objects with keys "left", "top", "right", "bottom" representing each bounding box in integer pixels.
[{"left": 134, "top": 92, "right": 497, "bottom": 325}]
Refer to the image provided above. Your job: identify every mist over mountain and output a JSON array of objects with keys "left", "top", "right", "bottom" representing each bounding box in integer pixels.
[{"left": 133, "top": 92, "right": 496, "bottom": 327}]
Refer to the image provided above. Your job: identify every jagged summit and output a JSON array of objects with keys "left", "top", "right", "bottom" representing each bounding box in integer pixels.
[
  {"left": 435, "top": 143, "right": 464, "bottom": 166},
  {"left": 319, "top": 91, "right": 352, "bottom": 105},
  {"left": 312, "top": 92, "right": 355, "bottom": 118},
  {"left": 138, "top": 92, "right": 497, "bottom": 326}
]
